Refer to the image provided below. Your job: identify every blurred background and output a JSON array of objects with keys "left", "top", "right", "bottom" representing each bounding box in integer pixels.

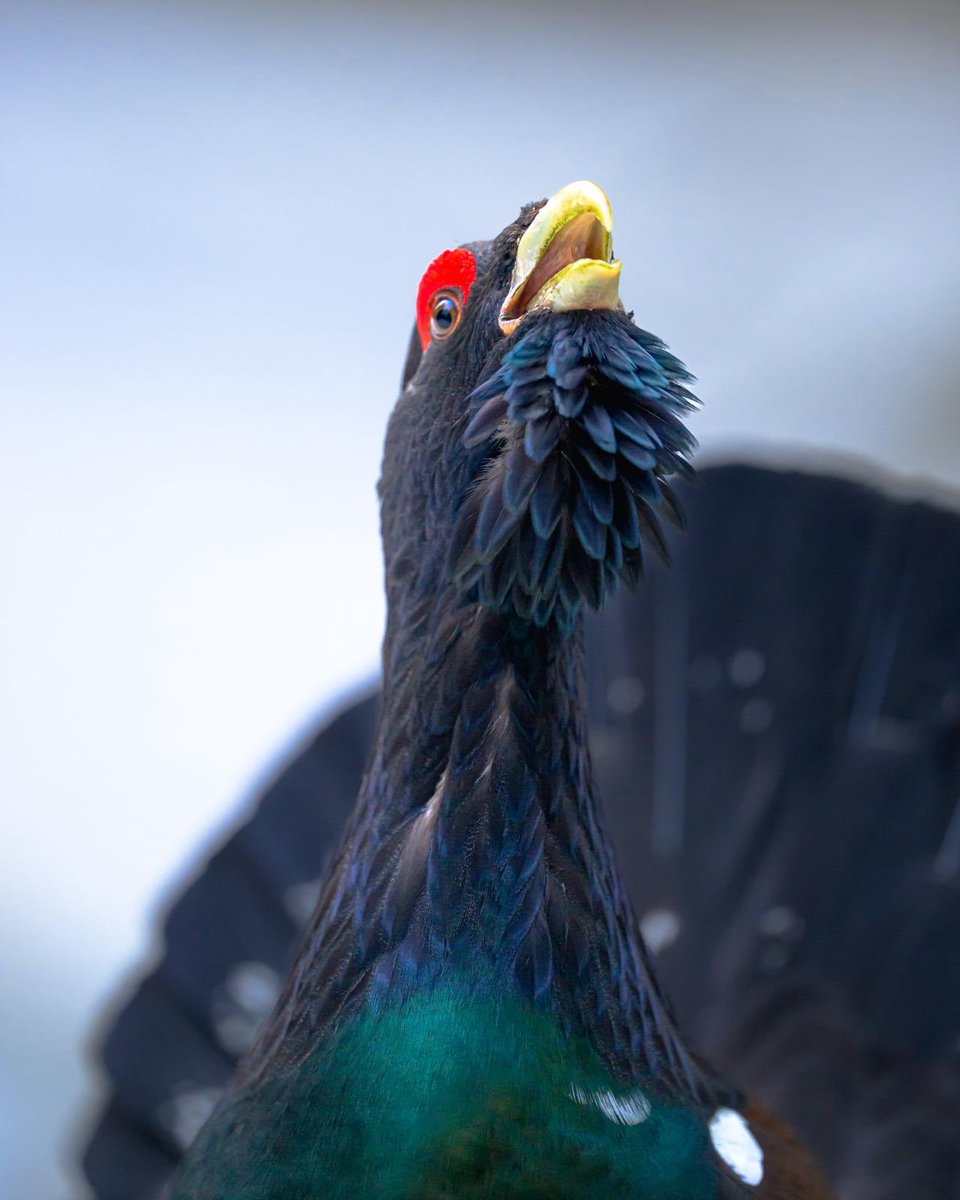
[{"left": 2, "top": 0, "right": 959, "bottom": 1194}]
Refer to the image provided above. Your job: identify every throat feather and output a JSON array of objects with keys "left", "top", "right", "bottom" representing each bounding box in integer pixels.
[
  {"left": 243, "top": 605, "right": 724, "bottom": 1109},
  {"left": 371, "top": 611, "right": 714, "bottom": 1101}
]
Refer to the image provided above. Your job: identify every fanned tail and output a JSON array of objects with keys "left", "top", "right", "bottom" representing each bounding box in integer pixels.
[{"left": 588, "top": 462, "right": 960, "bottom": 1197}]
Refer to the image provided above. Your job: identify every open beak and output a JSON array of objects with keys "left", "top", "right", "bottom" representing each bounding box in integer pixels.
[{"left": 499, "top": 180, "right": 622, "bottom": 335}]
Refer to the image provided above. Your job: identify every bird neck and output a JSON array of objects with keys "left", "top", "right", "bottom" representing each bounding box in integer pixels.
[
  {"left": 240, "top": 579, "right": 721, "bottom": 1116},
  {"left": 375, "top": 597, "right": 590, "bottom": 828},
  {"left": 361, "top": 593, "right": 708, "bottom": 1097}
]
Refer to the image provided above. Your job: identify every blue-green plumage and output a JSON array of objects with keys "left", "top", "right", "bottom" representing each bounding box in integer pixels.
[{"left": 174, "top": 985, "right": 715, "bottom": 1199}]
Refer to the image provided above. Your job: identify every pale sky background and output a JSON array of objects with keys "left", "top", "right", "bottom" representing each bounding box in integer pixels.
[{"left": 2, "top": 1, "right": 959, "bottom": 1194}]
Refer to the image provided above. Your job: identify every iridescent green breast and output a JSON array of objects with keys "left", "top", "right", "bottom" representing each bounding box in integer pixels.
[{"left": 173, "top": 984, "right": 718, "bottom": 1199}]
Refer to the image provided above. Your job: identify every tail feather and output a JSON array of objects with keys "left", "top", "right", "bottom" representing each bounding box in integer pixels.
[
  {"left": 591, "top": 465, "right": 960, "bottom": 1061},
  {"left": 587, "top": 464, "right": 960, "bottom": 1196},
  {"left": 82, "top": 1103, "right": 178, "bottom": 1200}
]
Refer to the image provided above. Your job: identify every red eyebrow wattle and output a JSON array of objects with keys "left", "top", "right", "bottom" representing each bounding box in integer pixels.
[{"left": 415, "top": 248, "right": 477, "bottom": 350}]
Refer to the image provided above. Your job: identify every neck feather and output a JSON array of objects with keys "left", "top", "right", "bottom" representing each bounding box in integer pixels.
[{"left": 245, "top": 587, "right": 721, "bottom": 1105}]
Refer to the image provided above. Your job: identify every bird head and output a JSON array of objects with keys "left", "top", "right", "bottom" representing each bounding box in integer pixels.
[{"left": 380, "top": 181, "right": 698, "bottom": 630}]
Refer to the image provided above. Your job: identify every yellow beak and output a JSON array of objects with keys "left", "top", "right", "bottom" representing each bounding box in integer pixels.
[{"left": 499, "top": 180, "right": 622, "bottom": 335}]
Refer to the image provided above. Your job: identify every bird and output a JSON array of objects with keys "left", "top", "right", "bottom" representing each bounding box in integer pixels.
[{"left": 80, "top": 183, "right": 960, "bottom": 1199}]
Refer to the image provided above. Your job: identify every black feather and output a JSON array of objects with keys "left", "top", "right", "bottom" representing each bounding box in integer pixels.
[{"left": 455, "top": 310, "right": 700, "bottom": 626}]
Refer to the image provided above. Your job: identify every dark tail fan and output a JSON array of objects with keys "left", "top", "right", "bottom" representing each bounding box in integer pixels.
[{"left": 79, "top": 462, "right": 960, "bottom": 1200}]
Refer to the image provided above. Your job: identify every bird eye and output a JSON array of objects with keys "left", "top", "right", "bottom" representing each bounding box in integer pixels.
[
  {"left": 430, "top": 291, "right": 462, "bottom": 341},
  {"left": 415, "top": 248, "right": 476, "bottom": 350}
]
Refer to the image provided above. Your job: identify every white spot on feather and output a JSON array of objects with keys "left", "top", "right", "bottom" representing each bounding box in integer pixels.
[
  {"left": 640, "top": 907, "right": 682, "bottom": 954},
  {"left": 568, "top": 1084, "right": 651, "bottom": 1125},
  {"left": 212, "top": 961, "right": 281, "bottom": 1054},
  {"left": 285, "top": 879, "right": 323, "bottom": 925},
  {"left": 728, "top": 648, "right": 766, "bottom": 688},
  {"left": 709, "top": 1107, "right": 764, "bottom": 1186},
  {"left": 759, "top": 905, "right": 804, "bottom": 940},
  {"left": 160, "top": 1084, "right": 222, "bottom": 1149},
  {"left": 225, "top": 961, "right": 280, "bottom": 1013}
]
